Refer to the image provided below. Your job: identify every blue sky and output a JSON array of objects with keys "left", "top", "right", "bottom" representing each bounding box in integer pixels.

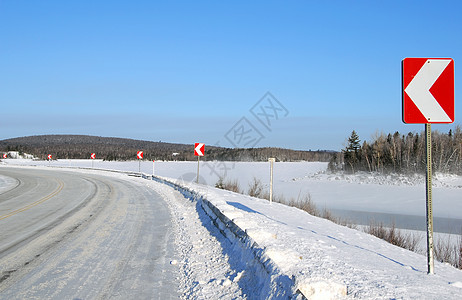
[{"left": 1, "top": 0, "right": 461, "bottom": 151}]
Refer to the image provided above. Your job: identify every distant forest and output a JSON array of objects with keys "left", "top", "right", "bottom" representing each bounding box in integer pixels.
[
  {"left": 0, "top": 135, "right": 333, "bottom": 162},
  {"left": 329, "top": 126, "right": 462, "bottom": 175},
  {"left": 4, "top": 129, "right": 461, "bottom": 174}
]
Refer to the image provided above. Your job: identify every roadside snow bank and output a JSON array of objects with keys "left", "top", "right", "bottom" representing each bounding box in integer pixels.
[
  {"left": 151, "top": 175, "right": 462, "bottom": 299},
  {"left": 152, "top": 175, "right": 347, "bottom": 299},
  {"left": 153, "top": 176, "right": 303, "bottom": 299},
  {"left": 1, "top": 152, "right": 35, "bottom": 159}
]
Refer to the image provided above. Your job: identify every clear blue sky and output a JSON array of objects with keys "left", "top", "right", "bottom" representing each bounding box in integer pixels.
[{"left": 1, "top": 0, "right": 461, "bottom": 151}]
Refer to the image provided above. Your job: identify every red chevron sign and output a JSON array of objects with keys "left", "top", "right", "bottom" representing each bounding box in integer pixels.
[
  {"left": 137, "top": 151, "right": 143, "bottom": 159},
  {"left": 402, "top": 58, "right": 454, "bottom": 124},
  {"left": 194, "top": 143, "right": 205, "bottom": 156}
]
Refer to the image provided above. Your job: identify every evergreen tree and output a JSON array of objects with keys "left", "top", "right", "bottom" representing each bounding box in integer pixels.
[
  {"left": 346, "top": 130, "right": 361, "bottom": 152},
  {"left": 343, "top": 130, "right": 361, "bottom": 173}
]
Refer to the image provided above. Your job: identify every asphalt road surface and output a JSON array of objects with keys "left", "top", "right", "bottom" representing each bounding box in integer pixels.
[{"left": 0, "top": 167, "right": 178, "bottom": 299}]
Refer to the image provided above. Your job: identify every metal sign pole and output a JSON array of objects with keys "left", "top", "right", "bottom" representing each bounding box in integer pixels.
[
  {"left": 196, "top": 156, "right": 200, "bottom": 184},
  {"left": 139, "top": 159, "right": 141, "bottom": 173},
  {"left": 152, "top": 160, "right": 155, "bottom": 176},
  {"left": 425, "top": 123, "right": 434, "bottom": 274},
  {"left": 269, "top": 158, "right": 275, "bottom": 204}
]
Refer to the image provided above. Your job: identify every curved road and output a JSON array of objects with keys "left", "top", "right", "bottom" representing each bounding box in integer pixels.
[{"left": 0, "top": 167, "right": 178, "bottom": 299}]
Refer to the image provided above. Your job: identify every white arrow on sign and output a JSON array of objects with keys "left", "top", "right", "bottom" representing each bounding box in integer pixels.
[
  {"left": 404, "top": 59, "right": 452, "bottom": 122},
  {"left": 195, "top": 143, "right": 204, "bottom": 156}
]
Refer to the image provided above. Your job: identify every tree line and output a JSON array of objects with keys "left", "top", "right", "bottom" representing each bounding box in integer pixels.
[
  {"left": 0, "top": 135, "right": 192, "bottom": 161},
  {"left": 329, "top": 126, "right": 462, "bottom": 175},
  {"left": 0, "top": 135, "right": 332, "bottom": 162},
  {"left": 205, "top": 147, "right": 332, "bottom": 162}
]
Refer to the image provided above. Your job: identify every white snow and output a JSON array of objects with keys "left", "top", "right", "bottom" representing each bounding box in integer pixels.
[
  {"left": 2, "top": 159, "right": 462, "bottom": 299},
  {"left": 0, "top": 151, "right": 35, "bottom": 160},
  {"left": 168, "top": 178, "right": 462, "bottom": 299}
]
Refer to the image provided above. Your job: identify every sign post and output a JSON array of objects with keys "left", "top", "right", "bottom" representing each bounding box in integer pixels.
[
  {"left": 425, "top": 123, "right": 434, "bottom": 274},
  {"left": 402, "top": 57, "right": 454, "bottom": 274},
  {"left": 194, "top": 143, "right": 205, "bottom": 183},
  {"left": 269, "top": 158, "right": 275, "bottom": 204},
  {"left": 137, "top": 151, "right": 143, "bottom": 173},
  {"left": 152, "top": 160, "right": 155, "bottom": 176},
  {"left": 90, "top": 153, "right": 96, "bottom": 168}
]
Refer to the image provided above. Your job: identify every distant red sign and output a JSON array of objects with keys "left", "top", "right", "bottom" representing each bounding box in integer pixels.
[
  {"left": 194, "top": 143, "right": 205, "bottom": 156},
  {"left": 47, "top": 154, "right": 52, "bottom": 160},
  {"left": 137, "top": 151, "right": 143, "bottom": 159},
  {"left": 90, "top": 153, "right": 96, "bottom": 159},
  {"left": 2, "top": 154, "right": 7, "bottom": 159}
]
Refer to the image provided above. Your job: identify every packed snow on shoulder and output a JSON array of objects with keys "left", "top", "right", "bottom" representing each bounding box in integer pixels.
[{"left": 171, "top": 179, "right": 462, "bottom": 299}]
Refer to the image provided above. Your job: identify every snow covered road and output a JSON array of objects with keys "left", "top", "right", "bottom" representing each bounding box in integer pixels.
[{"left": 0, "top": 167, "right": 179, "bottom": 299}]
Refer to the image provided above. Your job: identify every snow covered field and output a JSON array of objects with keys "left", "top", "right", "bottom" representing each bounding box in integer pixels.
[{"left": 2, "top": 159, "right": 462, "bottom": 298}]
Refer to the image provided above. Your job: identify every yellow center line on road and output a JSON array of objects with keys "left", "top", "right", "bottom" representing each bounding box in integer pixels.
[{"left": 0, "top": 178, "right": 65, "bottom": 221}]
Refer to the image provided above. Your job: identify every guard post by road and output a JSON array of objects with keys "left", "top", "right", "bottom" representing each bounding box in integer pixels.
[
  {"left": 90, "top": 153, "right": 96, "bottom": 168},
  {"left": 269, "top": 158, "right": 275, "bottom": 204},
  {"left": 137, "top": 151, "right": 143, "bottom": 173},
  {"left": 194, "top": 143, "right": 205, "bottom": 183}
]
